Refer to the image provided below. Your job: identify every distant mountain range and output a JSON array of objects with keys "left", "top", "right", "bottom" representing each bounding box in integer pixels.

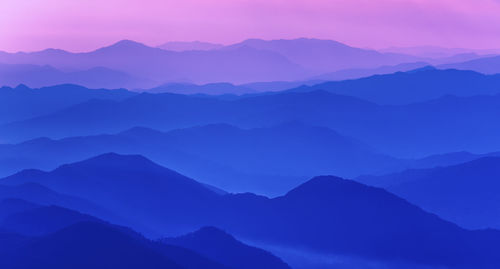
[
  {"left": 3, "top": 38, "right": 490, "bottom": 89},
  {"left": 439, "top": 55, "right": 500, "bottom": 74},
  {"left": 357, "top": 157, "right": 500, "bottom": 230},
  {"left": 2, "top": 153, "right": 500, "bottom": 268},
  {"left": 223, "top": 38, "right": 422, "bottom": 73},
  {"left": 379, "top": 45, "right": 500, "bottom": 58},
  {"left": 0, "top": 39, "right": 310, "bottom": 84},
  {"left": 293, "top": 68, "right": 500, "bottom": 105},
  {"left": 0, "top": 63, "right": 154, "bottom": 89},
  {"left": 1, "top": 38, "right": 499, "bottom": 91}
]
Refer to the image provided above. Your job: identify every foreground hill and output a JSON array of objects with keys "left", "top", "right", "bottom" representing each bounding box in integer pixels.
[
  {"left": 163, "top": 226, "right": 291, "bottom": 269},
  {"left": 0, "top": 199, "right": 292, "bottom": 269},
  {"left": 2, "top": 153, "right": 222, "bottom": 234},
  {"left": 357, "top": 157, "right": 500, "bottom": 230},
  {"left": 3, "top": 153, "right": 500, "bottom": 268},
  {"left": 0, "top": 222, "right": 209, "bottom": 269}
]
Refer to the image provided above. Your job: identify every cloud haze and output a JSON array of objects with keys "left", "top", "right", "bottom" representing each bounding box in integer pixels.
[{"left": 1, "top": 0, "right": 500, "bottom": 52}]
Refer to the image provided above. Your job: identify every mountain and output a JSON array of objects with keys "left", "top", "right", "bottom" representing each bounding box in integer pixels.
[
  {"left": 0, "top": 221, "right": 205, "bottom": 269},
  {"left": 309, "top": 61, "right": 430, "bottom": 82},
  {"left": 0, "top": 63, "right": 155, "bottom": 89},
  {"left": 0, "top": 40, "right": 309, "bottom": 84},
  {"left": 3, "top": 154, "right": 500, "bottom": 268},
  {"left": 0, "top": 198, "right": 39, "bottom": 221},
  {"left": 157, "top": 41, "right": 224, "bottom": 51},
  {"left": 0, "top": 204, "right": 102, "bottom": 236},
  {"left": 225, "top": 38, "right": 422, "bottom": 73},
  {"left": 240, "top": 80, "right": 324, "bottom": 92},
  {"left": 410, "top": 151, "right": 500, "bottom": 169},
  {"left": 0, "top": 182, "right": 107, "bottom": 217},
  {"left": 156, "top": 122, "right": 399, "bottom": 180},
  {"left": 0, "top": 83, "right": 135, "bottom": 125},
  {"left": 148, "top": 82, "right": 256, "bottom": 95},
  {"left": 357, "top": 157, "right": 500, "bottom": 230},
  {"left": 163, "top": 226, "right": 291, "bottom": 269},
  {"left": 0, "top": 182, "right": 145, "bottom": 234},
  {"left": 1, "top": 153, "right": 223, "bottom": 234},
  {"left": 0, "top": 122, "right": 402, "bottom": 195},
  {"left": 293, "top": 68, "right": 500, "bottom": 105},
  {"left": 439, "top": 55, "right": 500, "bottom": 74},
  {"left": 0, "top": 200, "right": 271, "bottom": 269},
  {"left": 0, "top": 199, "right": 294, "bottom": 269}
]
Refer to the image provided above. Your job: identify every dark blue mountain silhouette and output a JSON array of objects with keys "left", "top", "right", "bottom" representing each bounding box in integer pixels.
[
  {"left": 2, "top": 153, "right": 223, "bottom": 234},
  {"left": 357, "top": 157, "right": 500, "bottom": 230},
  {"left": 163, "top": 226, "right": 291, "bottom": 269},
  {"left": 3, "top": 153, "right": 500, "bottom": 268},
  {"left": 0, "top": 222, "right": 194, "bottom": 269},
  {"left": 0, "top": 202, "right": 286, "bottom": 269},
  {"left": 0, "top": 182, "right": 144, "bottom": 234},
  {"left": 293, "top": 68, "right": 500, "bottom": 104},
  {"left": 0, "top": 198, "right": 39, "bottom": 221},
  {"left": 0, "top": 182, "right": 106, "bottom": 216},
  {"left": 0, "top": 205, "right": 101, "bottom": 236},
  {"left": 0, "top": 83, "right": 135, "bottom": 125}
]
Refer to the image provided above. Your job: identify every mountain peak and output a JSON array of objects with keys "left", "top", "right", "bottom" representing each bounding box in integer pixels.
[
  {"left": 14, "top": 84, "right": 30, "bottom": 91},
  {"left": 185, "top": 226, "right": 234, "bottom": 241},
  {"left": 285, "top": 175, "right": 379, "bottom": 199},
  {"left": 59, "top": 152, "right": 156, "bottom": 169},
  {"left": 96, "top": 40, "right": 153, "bottom": 53}
]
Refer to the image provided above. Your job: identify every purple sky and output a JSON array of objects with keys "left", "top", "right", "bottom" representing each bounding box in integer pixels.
[{"left": 2, "top": 0, "right": 500, "bottom": 52}]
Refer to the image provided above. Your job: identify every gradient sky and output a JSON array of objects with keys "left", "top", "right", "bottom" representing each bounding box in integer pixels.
[{"left": 1, "top": 0, "right": 500, "bottom": 52}]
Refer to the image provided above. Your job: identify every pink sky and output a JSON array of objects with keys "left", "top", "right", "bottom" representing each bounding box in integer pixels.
[{"left": 1, "top": 0, "right": 500, "bottom": 52}]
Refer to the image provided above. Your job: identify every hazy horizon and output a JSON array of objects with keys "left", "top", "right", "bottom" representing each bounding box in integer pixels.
[
  {"left": 2, "top": 37, "right": 500, "bottom": 54},
  {"left": 2, "top": 0, "right": 500, "bottom": 52}
]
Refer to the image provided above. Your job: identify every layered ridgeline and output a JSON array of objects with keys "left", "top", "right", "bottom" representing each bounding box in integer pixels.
[
  {"left": 2, "top": 153, "right": 500, "bottom": 268},
  {"left": 3, "top": 80, "right": 500, "bottom": 157},
  {"left": 0, "top": 122, "right": 403, "bottom": 195},
  {"left": 0, "top": 199, "right": 287, "bottom": 269},
  {"left": 357, "top": 157, "right": 500, "bottom": 230},
  {"left": 0, "top": 63, "right": 155, "bottom": 90},
  {"left": 0, "top": 84, "right": 134, "bottom": 124},
  {"left": 4, "top": 122, "right": 498, "bottom": 196}
]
